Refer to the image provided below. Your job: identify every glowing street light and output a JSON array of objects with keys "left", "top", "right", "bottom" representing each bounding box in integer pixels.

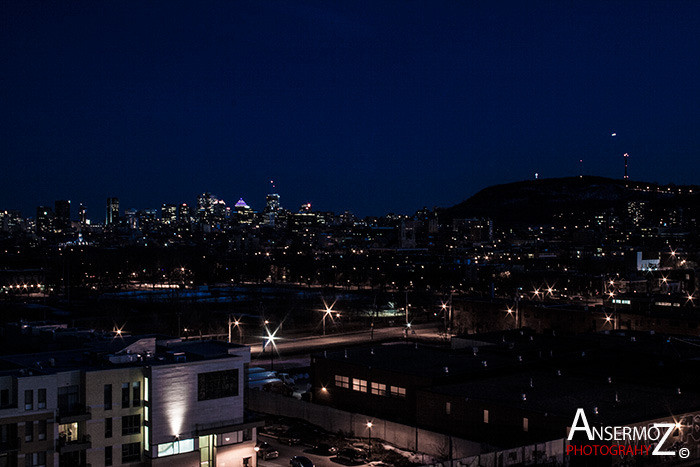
[
  {"left": 263, "top": 325, "right": 279, "bottom": 370},
  {"left": 366, "top": 421, "right": 373, "bottom": 457},
  {"left": 321, "top": 299, "right": 338, "bottom": 336},
  {"left": 228, "top": 315, "right": 243, "bottom": 344}
]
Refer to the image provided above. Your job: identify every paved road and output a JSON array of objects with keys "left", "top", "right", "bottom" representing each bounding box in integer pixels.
[{"left": 250, "top": 323, "right": 446, "bottom": 361}]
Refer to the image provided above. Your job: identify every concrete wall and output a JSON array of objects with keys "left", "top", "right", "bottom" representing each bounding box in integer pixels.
[
  {"left": 247, "top": 390, "right": 482, "bottom": 459},
  {"left": 150, "top": 358, "right": 246, "bottom": 445}
]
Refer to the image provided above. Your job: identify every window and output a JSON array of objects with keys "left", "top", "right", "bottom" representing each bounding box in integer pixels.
[
  {"left": 105, "top": 418, "right": 113, "bottom": 438},
  {"left": 217, "top": 430, "right": 244, "bottom": 446},
  {"left": 37, "top": 420, "right": 46, "bottom": 441},
  {"left": 370, "top": 382, "right": 386, "bottom": 396},
  {"left": 25, "top": 421, "right": 33, "bottom": 442},
  {"left": 156, "top": 439, "right": 194, "bottom": 457},
  {"left": 352, "top": 378, "right": 367, "bottom": 393},
  {"left": 144, "top": 377, "right": 149, "bottom": 402},
  {"left": 121, "top": 383, "right": 130, "bottom": 408},
  {"left": 105, "top": 446, "right": 113, "bottom": 466},
  {"left": 25, "top": 390, "right": 33, "bottom": 410},
  {"left": 25, "top": 451, "right": 46, "bottom": 467},
  {"left": 37, "top": 389, "right": 46, "bottom": 409},
  {"left": 122, "top": 415, "right": 141, "bottom": 436},
  {"left": 104, "top": 384, "right": 112, "bottom": 410},
  {"left": 523, "top": 417, "right": 529, "bottom": 432},
  {"left": 445, "top": 402, "right": 451, "bottom": 415},
  {"left": 121, "top": 442, "right": 141, "bottom": 463},
  {"left": 197, "top": 370, "right": 239, "bottom": 401},
  {"left": 483, "top": 410, "right": 489, "bottom": 424},
  {"left": 0, "top": 388, "right": 9, "bottom": 407},
  {"left": 334, "top": 375, "right": 350, "bottom": 389},
  {"left": 132, "top": 382, "right": 141, "bottom": 407},
  {"left": 144, "top": 406, "right": 149, "bottom": 422},
  {"left": 390, "top": 386, "right": 406, "bottom": 398}
]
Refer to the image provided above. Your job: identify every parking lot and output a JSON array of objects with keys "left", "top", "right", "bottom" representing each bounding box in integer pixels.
[{"left": 257, "top": 437, "right": 372, "bottom": 467}]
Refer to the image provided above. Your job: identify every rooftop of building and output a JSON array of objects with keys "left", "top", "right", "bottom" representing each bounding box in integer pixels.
[{"left": 425, "top": 370, "right": 700, "bottom": 427}]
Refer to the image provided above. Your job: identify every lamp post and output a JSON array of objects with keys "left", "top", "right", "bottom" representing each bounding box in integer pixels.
[
  {"left": 228, "top": 315, "right": 242, "bottom": 344},
  {"left": 366, "top": 421, "right": 373, "bottom": 457},
  {"left": 263, "top": 326, "right": 278, "bottom": 370}
]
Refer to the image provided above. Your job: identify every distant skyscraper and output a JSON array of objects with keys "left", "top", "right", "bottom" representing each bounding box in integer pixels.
[
  {"left": 54, "top": 200, "right": 71, "bottom": 231},
  {"left": 106, "top": 197, "right": 120, "bottom": 226},
  {"left": 161, "top": 204, "right": 178, "bottom": 224},
  {"left": 36, "top": 206, "right": 53, "bottom": 234},
  {"left": 78, "top": 203, "right": 87, "bottom": 225},
  {"left": 264, "top": 193, "right": 281, "bottom": 226},
  {"left": 178, "top": 203, "right": 190, "bottom": 223}
]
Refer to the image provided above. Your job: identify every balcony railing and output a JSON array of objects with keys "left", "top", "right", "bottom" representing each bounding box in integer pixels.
[
  {"left": 57, "top": 434, "right": 92, "bottom": 453},
  {"left": 57, "top": 404, "right": 91, "bottom": 423}
]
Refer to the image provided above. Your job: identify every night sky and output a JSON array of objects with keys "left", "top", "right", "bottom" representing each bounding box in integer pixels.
[{"left": 1, "top": 1, "right": 699, "bottom": 218}]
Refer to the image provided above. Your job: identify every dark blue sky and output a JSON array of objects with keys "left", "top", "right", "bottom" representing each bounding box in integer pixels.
[{"left": 1, "top": 1, "right": 699, "bottom": 218}]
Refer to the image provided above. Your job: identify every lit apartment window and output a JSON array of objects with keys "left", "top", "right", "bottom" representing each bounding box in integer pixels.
[
  {"left": 390, "top": 386, "right": 406, "bottom": 398},
  {"left": 523, "top": 418, "right": 529, "bottom": 432},
  {"left": 352, "top": 378, "right": 367, "bottom": 393},
  {"left": 483, "top": 410, "right": 489, "bottom": 424},
  {"left": 24, "top": 389, "right": 33, "bottom": 410},
  {"left": 445, "top": 402, "right": 451, "bottom": 415},
  {"left": 334, "top": 375, "right": 349, "bottom": 389},
  {"left": 37, "top": 389, "right": 46, "bottom": 409},
  {"left": 370, "top": 382, "right": 386, "bottom": 396}
]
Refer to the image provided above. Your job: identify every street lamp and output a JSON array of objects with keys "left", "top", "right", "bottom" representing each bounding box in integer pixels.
[
  {"left": 263, "top": 326, "right": 278, "bottom": 371},
  {"left": 321, "top": 299, "right": 337, "bottom": 336},
  {"left": 228, "top": 315, "right": 243, "bottom": 344},
  {"left": 366, "top": 421, "right": 373, "bottom": 457}
]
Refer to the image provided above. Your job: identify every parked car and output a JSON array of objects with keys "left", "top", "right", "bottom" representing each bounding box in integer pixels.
[
  {"left": 278, "top": 432, "right": 302, "bottom": 446},
  {"left": 255, "top": 442, "right": 279, "bottom": 460},
  {"left": 311, "top": 443, "right": 337, "bottom": 456},
  {"left": 290, "top": 456, "right": 314, "bottom": 467},
  {"left": 336, "top": 447, "right": 366, "bottom": 464}
]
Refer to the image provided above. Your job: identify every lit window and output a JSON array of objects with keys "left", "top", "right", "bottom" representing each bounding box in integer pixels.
[
  {"left": 445, "top": 402, "right": 451, "bottom": 415},
  {"left": 483, "top": 410, "right": 489, "bottom": 424},
  {"left": 157, "top": 439, "right": 194, "bottom": 457},
  {"left": 334, "top": 375, "right": 350, "bottom": 389},
  {"left": 352, "top": 378, "right": 367, "bottom": 393},
  {"left": 523, "top": 418, "right": 529, "bottom": 432},
  {"left": 390, "top": 386, "right": 406, "bottom": 398},
  {"left": 370, "top": 382, "right": 386, "bottom": 396}
]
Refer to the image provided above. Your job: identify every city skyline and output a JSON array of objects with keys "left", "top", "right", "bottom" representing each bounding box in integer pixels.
[{"left": 2, "top": 1, "right": 700, "bottom": 216}]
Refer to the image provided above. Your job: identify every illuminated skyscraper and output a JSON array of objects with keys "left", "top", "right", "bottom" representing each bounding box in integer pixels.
[
  {"left": 161, "top": 204, "right": 178, "bottom": 224},
  {"left": 36, "top": 206, "right": 53, "bottom": 234},
  {"left": 78, "top": 203, "right": 87, "bottom": 225},
  {"left": 264, "top": 194, "right": 280, "bottom": 226},
  {"left": 106, "top": 197, "right": 120, "bottom": 226}
]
